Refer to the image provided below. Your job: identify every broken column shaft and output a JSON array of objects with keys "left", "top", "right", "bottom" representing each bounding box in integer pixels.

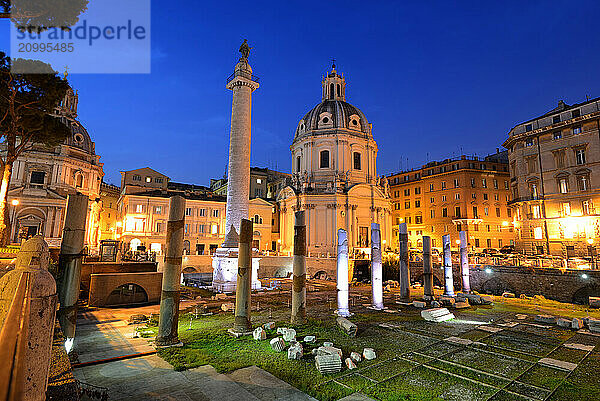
[
  {"left": 442, "top": 234, "right": 454, "bottom": 296},
  {"left": 459, "top": 231, "right": 470, "bottom": 293},
  {"left": 422, "top": 236, "right": 434, "bottom": 298},
  {"left": 291, "top": 211, "right": 306, "bottom": 324},
  {"left": 156, "top": 195, "right": 186, "bottom": 346},
  {"left": 398, "top": 222, "right": 410, "bottom": 299},
  {"left": 336, "top": 228, "right": 350, "bottom": 317},
  {"left": 371, "top": 223, "right": 383, "bottom": 310},
  {"left": 233, "top": 219, "right": 253, "bottom": 333},
  {"left": 57, "top": 193, "right": 88, "bottom": 345}
]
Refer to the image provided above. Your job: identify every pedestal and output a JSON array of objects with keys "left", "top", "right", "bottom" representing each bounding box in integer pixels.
[{"left": 212, "top": 247, "right": 261, "bottom": 292}]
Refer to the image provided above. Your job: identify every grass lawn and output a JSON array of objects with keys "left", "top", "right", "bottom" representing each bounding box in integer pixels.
[{"left": 140, "top": 288, "right": 600, "bottom": 401}]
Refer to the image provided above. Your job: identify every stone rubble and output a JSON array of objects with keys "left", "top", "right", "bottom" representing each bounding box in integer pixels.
[
  {"left": 253, "top": 327, "right": 266, "bottom": 340},
  {"left": 502, "top": 292, "right": 516, "bottom": 298},
  {"left": 535, "top": 314, "right": 557, "bottom": 324},
  {"left": 345, "top": 357, "right": 357, "bottom": 369},
  {"left": 270, "top": 337, "right": 286, "bottom": 352},
  {"left": 421, "top": 308, "right": 455, "bottom": 323},
  {"left": 412, "top": 300, "right": 426, "bottom": 308},
  {"left": 315, "top": 353, "right": 342, "bottom": 374},
  {"left": 363, "top": 348, "right": 376, "bottom": 360},
  {"left": 588, "top": 318, "right": 600, "bottom": 333},
  {"left": 350, "top": 351, "right": 362, "bottom": 363},
  {"left": 556, "top": 318, "right": 572, "bottom": 328},
  {"left": 221, "top": 302, "right": 235, "bottom": 312},
  {"left": 323, "top": 341, "right": 334, "bottom": 347},
  {"left": 336, "top": 316, "right": 357, "bottom": 337},
  {"left": 454, "top": 301, "right": 470, "bottom": 309},
  {"left": 572, "top": 318, "right": 584, "bottom": 330},
  {"left": 303, "top": 335, "right": 316, "bottom": 343},
  {"left": 287, "top": 342, "right": 303, "bottom": 360},
  {"left": 263, "top": 322, "right": 275, "bottom": 330}
]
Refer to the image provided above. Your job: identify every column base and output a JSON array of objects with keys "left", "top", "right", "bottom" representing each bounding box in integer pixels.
[{"left": 212, "top": 247, "right": 261, "bottom": 293}]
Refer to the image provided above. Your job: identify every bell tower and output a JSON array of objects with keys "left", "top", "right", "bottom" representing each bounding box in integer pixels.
[{"left": 322, "top": 61, "right": 346, "bottom": 101}]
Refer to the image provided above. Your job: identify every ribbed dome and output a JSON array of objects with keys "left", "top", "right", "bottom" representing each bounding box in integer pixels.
[{"left": 294, "top": 99, "right": 370, "bottom": 142}]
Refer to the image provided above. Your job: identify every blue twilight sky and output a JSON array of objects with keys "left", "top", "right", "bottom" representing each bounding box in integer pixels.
[{"left": 1, "top": 1, "right": 600, "bottom": 186}]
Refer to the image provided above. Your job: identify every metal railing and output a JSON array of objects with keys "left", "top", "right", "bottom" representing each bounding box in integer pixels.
[
  {"left": 226, "top": 70, "right": 260, "bottom": 84},
  {"left": 0, "top": 271, "right": 31, "bottom": 401}
]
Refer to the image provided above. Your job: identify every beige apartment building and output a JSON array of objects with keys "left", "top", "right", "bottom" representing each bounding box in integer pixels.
[
  {"left": 387, "top": 151, "right": 514, "bottom": 252},
  {"left": 98, "top": 182, "right": 120, "bottom": 241},
  {"left": 504, "top": 98, "right": 600, "bottom": 257},
  {"left": 118, "top": 168, "right": 275, "bottom": 255}
]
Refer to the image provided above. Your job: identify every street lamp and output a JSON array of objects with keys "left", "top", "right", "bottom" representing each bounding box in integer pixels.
[{"left": 9, "top": 199, "right": 19, "bottom": 244}]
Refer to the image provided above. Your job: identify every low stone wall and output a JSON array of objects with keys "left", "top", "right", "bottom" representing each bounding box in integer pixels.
[
  {"left": 170, "top": 254, "right": 347, "bottom": 280},
  {"left": 88, "top": 272, "right": 162, "bottom": 307},
  {"left": 81, "top": 261, "right": 157, "bottom": 293},
  {"left": 469, "top": 265, "right": 600, "bottom": 304}
]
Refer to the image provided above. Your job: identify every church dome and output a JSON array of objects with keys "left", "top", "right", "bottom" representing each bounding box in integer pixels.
[{"left": 293, "top": 64, "right": 371, "bottom": 143}]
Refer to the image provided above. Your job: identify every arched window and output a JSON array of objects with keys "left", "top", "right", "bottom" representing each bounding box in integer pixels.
[
  {"left": 353, "top": 152, "right": 361, "bottom": 170},
  {"left": 329, "top": 83, "right": 334, "bottom": 100},
  {"left": 337, "top": 84, "right": 341, "bottom": 97},
  {"left": 320, "top": 150, "right": 330, "bottom": 168},
  {"left": 296, "top": 156, "right": 301, "bottom": 172},
  {"left": 254, "top": 214, "right": 263, "bottom": 224},
  {"left": 75, "top": 174, "right": 83, "bottom": 188}
]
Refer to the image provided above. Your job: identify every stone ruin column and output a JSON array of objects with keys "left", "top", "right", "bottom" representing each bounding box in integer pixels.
[
  {"left": 57, "top": 193, "right": 88, "bottom": 349},
  {"left": 442, "top": 234, "right": 454, "bottom": 296},
  {"left": 459, "top": 231, "right": 471, "bottom": 293},
  {"left": 0, "top": 236, "right": 57, "bottom": 400},
  {"left": 398, "top": 222, "right": 410, "bottom": 299},
  {"left": 371, "top": 223, "right": 384, "bottom": 310},
  {"left": 336, "top": 228, "right": 350, "bottom": 317},
  {"left": 156, "top": 195, "right": 185, "bottom": 346},
  {"left": 233, "top": 219, "right": 253, "bottom": 334},
  {"left": 291, "top": 211, "right": 307, "bottom": 324},
  {"left": 422, "top": 236, "right": 434, "bottom": 298}
]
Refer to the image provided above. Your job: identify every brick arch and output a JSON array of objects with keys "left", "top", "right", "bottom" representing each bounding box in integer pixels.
[
  {"left": 572, "top": 284, "right": 600, "bottom": 305},
  {"left": 481, "top": 277, "right": 515, "bottom": 296},
  {"left": 415, "top": 273, "right": 442, "bottom": 287},
  {"left": 182, "top": 266, "right": 199, "bottom": 273},
  {"left": 105, "top": 282, "right": 149, "bottom": 306}
]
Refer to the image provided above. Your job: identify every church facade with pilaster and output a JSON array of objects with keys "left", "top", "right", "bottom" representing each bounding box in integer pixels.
[
  {"left": 277, "top": 65, "right": 392, "bottom": 257},
  {"left": 3, "top": 87, "right": 104, "bottom": 249}
]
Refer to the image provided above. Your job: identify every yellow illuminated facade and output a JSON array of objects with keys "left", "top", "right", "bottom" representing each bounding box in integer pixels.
[{"left": 505, "top": 98, "right": 600, "bottom": 257}]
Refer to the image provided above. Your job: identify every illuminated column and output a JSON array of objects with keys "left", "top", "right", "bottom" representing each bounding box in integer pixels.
[
  {"left": 336, "top": 228, "right": 350, "bottom": 317},
  {"left": 156, "top": 195, "right": 185, "bottom": 346},
  {"left": 442, "top": 234, "right": 454, "bottom": 296},
  {"left": 371, "top": 223, "right": 384, "bottom": 309},
  {"left": 232, "top": 219, "right": 253, "bottom": 333},
  {"left": 459, "top": 231, "right": 471, "bottom": 293},
  {"left": 291, "top": 211, "right": 307, "bottom": 324},
  {"left": 57, "top": 193, "right": 88, "bottom": 347},
  {"left": 398, "top": 223, "right": 410, "bottom": 299},
  {"left": 222, "top": 55, "right": 259, "bottom": 247},
  {"left": 423, "top": 236, "right": 434, "bottom": 298}
]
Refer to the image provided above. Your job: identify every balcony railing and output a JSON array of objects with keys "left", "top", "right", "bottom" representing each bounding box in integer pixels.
[
  {"left": 507, "top": 195, "right": 543, "bottom": 206},
  {"left": 0, "top": 271, "right": 31, "bottom": 401},
  {"left": 226, "top": 70, "right": 260, "bottom": 84}
]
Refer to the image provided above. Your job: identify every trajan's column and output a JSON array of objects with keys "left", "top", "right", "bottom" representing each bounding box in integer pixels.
[{"left": 212, "top": 40, "right": 261, "bottom": 292}]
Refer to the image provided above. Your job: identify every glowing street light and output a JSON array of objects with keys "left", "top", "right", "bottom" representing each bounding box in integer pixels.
[
  {"left": 502, "top": 221, "right": 509, "bottom": 227},
  {"left": 11, "top": 199, "right": 19, "bottom": 206}
]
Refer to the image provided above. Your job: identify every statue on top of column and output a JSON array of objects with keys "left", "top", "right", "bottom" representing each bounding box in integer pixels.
[{"left": 239, "top": 39, "right": 252, "bottom": 60}]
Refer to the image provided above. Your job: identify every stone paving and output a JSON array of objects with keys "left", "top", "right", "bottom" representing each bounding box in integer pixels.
[
  {"left": 72, "top": 306, "right": 318, "bottom": 401},
  {"left": 317, "top": 310, "right": 600, "bottom": 401}
]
